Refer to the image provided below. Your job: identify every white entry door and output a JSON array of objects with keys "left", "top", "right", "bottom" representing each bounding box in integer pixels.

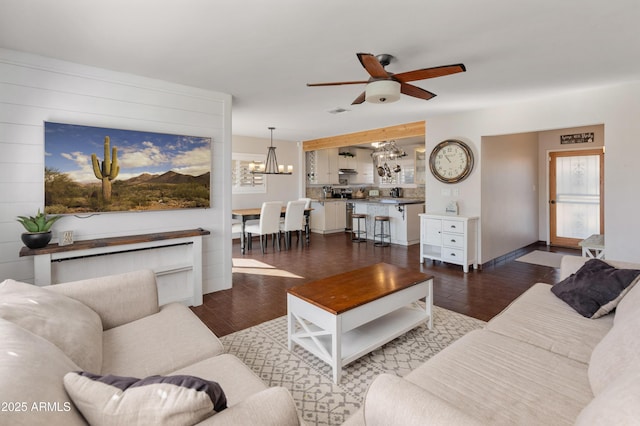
[{"left": 549, "top": 149, "right": 604, "bottom": 248}]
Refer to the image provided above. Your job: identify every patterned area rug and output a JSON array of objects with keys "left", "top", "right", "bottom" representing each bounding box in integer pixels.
[{"left": 220, "top": 306, "right": 485, "bottom": 425}]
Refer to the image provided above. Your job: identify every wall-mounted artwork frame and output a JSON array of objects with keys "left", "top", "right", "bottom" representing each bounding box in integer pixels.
[{"left": 44, "top": 122, "right": 211, "bottom": 214}]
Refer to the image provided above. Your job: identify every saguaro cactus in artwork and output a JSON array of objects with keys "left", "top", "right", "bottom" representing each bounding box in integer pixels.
[{"left": 91, "top": 136, "right": 119, "bottom": 202}]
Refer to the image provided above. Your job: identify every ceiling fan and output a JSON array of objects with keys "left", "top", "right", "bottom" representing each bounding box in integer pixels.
[{"left": 307, "top": 53, "right": 466, "bottom": 105}]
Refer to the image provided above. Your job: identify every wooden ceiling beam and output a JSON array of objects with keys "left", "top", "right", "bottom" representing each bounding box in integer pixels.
[{"left": 302, "top": 121, "right": 425, "bottom": 151}]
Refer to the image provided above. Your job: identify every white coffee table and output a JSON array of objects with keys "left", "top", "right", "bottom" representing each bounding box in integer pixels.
[{"left": 287, "top": 263, "right": 433, "bottom": 383}]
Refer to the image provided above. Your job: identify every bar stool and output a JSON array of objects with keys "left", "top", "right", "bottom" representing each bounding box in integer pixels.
[
  {"left": 351, "top": 213, "right": 367, "bottom": 243},
  {"left": 374, "top": 215, "right": 391, "bottom": 247}
]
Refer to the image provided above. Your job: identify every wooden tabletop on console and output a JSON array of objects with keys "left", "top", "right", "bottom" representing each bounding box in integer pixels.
[
  {"left": 287, "top": 262, "right": 432, "bottom": 315},
  {"left": 19, "top": 228, "right": 210, "bottom": 257}
]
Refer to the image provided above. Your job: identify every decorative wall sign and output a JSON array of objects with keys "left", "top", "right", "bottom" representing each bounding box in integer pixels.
[
  {"left": 44, "top": 122, "right": 211, "bottom": 214},
  {"left": 560, "top": 132, "right": 594, "bottom": 145}
]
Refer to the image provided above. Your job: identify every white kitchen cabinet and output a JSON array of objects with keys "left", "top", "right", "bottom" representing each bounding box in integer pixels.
[
  {"left": 310, "top": 200, "right": 346, "bottom": 233},
  {"left": 337, "top": 150, "right": 356, "bottom": 170},
  {"left": 314, "top": 148, "right": 340, "bottom": 184},
  {"left": 351, "top": 148, "right": 374, "bottom": 184},
  {"left": 420, "top": 213, "right": 478, "bottom": 273}
]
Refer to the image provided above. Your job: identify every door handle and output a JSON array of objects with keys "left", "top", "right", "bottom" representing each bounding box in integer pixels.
[{"left": 549, "top": 200, "right": 556, "bottom": 204}]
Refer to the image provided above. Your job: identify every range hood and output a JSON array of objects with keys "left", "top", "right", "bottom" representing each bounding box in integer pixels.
[{"left": 338, "top": 169, "right": 358, "bottom": 175}]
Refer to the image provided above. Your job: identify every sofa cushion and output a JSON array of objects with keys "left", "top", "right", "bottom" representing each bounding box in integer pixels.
[
  {"left": 588, "top": 312, "right": 640, "bottom": 395},
  {"left": 551, "top": 259, "right": 640, "bottom": 318},
  {"left": 486, "top": 283, "right": 613, "bottom": 363},
  {"left": 0, "top": 279, "right": 103, "bottom": 372},
  {"left": 170, "top": 354, "right": 267, "bottom": 407},
  {"left": 48, "top": 269, "right": 159, "bottom": 330},
  {"left": 102, "top": 302, "right": 224, "bottom": 377},
  {"left": 0, "top": 318, "right": 86, "bottom": 425},
  {"left": 486, "top": 283, "right": 613, "bottom": 364},
  {"left": 576, "top": 369, "right": 640, "bottom": 425},
  {"left": 405, "top": 329, "right": 593, "bottom": 425},
  {"left": 64, "top": 371, "right": 227, "bottom": 426}
]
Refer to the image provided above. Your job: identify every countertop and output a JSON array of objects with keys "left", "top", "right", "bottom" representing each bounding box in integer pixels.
[{"left": 313, "top": 198, "right": 425, "bottom": 205}]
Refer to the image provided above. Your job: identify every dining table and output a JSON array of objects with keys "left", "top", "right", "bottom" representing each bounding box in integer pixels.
[{"left": 232, "top": 207, "right": 312, "bottom": 254}]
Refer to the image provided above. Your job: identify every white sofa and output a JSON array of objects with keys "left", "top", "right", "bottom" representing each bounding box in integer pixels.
[
  {"left": 344, "top": 256, "right": 640, "bottom": 425},
  {"left": 0, "top": 270, "right": 300, "bottom": 425}
]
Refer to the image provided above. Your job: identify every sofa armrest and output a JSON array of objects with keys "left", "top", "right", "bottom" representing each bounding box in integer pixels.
[
  {"left": 197, "top": 387, "right": 301, "bottom": 426},
  {"left": 560, "top": 256, "right": 640, "bottom": 281},
  {"left": 47, "top": 269, "right": 160, "bottom": 330},
  {"left": 363, "top": 374, "right": 483, "bottom": 426},
  {"left": 559, "top": 256, "right": 589, "bottom": 280}
]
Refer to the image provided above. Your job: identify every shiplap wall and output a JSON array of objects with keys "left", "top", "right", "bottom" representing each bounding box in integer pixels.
[{"left": 0, "top": 48, "right": 233, "bottom": 294}]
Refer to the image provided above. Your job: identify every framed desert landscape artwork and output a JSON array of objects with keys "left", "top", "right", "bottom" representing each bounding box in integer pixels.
[{"left": 44, "top": 122, "right": 211, "bottom": 214}]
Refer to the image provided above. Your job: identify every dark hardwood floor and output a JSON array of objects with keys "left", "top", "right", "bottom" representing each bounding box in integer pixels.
[{"left": 191, "top": 232, "right": 579, "bottom": 337}]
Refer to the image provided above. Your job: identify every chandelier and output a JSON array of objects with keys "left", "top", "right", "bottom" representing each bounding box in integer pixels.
[
  {"left": 250, "top": 127, "right": 292, "bottom": 175},
  {"left": 371, "top": 140, "right": 406, "bottom": 177}
]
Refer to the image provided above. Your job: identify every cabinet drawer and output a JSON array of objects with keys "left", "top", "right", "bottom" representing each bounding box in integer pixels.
[
  {"left": 443, "top": 248, "right": 464, "bottom": 262},
  {"left": 442, "top": 232, "right": 464, "bottom": 249},
  {"left": 442, "top": 220, "right": 464, "bottom": 233}
]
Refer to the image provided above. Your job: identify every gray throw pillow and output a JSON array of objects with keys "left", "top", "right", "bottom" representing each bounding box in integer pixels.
[{"left": 551, "top": 259, "right": 640, "bottom": 318}]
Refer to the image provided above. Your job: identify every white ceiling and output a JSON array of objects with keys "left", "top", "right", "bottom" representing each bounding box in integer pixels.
[{"left": 1, "top": 0, "right": 638, "bottom": 143}]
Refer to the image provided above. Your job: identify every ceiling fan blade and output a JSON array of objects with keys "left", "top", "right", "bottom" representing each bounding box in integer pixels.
[
  {"left": 307, "top": 80, "right": 369, "bottom": 87},
  {"left": 394, "top": 64, "right": 466, "bottom": 83},
  {"left": 357, "top": 53, "right": 389, "bottom": 79},
  {"left": 400, "top": 83, "right": 437, "bottom": 101},
  {"left": 351, "top": 92, "right": 366, "bottom": 105}
]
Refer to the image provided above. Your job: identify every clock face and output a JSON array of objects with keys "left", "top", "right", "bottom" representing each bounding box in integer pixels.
[{"left": 429, "top": 140, "right": 474, "bottom": 183}]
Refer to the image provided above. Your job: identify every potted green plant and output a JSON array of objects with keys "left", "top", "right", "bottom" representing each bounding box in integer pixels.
[{"left": 17, "top": 209, "right": 62, "bottom": 249}]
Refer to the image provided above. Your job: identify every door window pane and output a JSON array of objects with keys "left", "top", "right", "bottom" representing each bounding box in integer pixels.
[{"left": 555, "top": 155, "right": 600, "bottom": 239}]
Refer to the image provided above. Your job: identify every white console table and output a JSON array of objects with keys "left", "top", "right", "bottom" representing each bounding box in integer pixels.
[
  {"left": 19, "top": 228, "right": 209, "bottom": 306},
  {"left": 579, "top": 234, "right": 605, "bottom": 259}
]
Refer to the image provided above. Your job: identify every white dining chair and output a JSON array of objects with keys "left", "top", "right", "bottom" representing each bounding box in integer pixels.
[
  {"left": 280, "top": 200, "right": 307, "bottom": 250},
  {"left": 245, "top": 201, "right": 282, "bottom": 254},
  {"left": 299, "top": 197, "right": 312, "bottom": 209}
]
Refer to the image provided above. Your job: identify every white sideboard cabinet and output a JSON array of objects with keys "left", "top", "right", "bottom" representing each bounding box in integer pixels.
[{"left": 419, "top": 213, "right": 478, "bottom": 273}]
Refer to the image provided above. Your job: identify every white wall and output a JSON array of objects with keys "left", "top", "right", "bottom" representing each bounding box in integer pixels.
[
  {"left": 425, "top": 82, "right": 640, "bottom": 263},
  {"left": 481, "top": 132, "right": 539, "bottom": 261},
  {"left": 232, "top": 135, "right": 301, "bottom": 209},
  {"left": 0, "top": 48, "right": 233, "bottom": 294}
]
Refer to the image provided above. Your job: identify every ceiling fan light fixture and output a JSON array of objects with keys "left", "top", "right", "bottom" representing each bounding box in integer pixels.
[{"left": 365, "top": 80, "right": 401, "bottom": 103}]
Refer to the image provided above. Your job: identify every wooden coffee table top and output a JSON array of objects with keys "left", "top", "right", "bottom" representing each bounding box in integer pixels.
[{"left": 287, "top": 263, "right": 432, "bottom": 315}]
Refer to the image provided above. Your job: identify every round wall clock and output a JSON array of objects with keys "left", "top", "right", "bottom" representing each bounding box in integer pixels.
[{"left": 429, "top": 139, "right": 474, "bottom": 183}]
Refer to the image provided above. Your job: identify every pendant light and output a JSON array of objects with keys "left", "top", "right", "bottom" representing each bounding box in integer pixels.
[{"left": 250, "top": 127, "right": 293, "bottom": 175}]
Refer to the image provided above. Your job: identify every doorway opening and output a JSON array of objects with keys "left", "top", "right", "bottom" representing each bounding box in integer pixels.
[{"left": 549, "top": 148, "right": 604, "bottom": 248}]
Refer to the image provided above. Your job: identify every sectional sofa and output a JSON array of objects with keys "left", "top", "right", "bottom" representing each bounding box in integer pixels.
[
  {"left": 344, "top": 255, "right": 640, "bottom": 425},
  {"left": 0, "top": 269, "right": 301, "bottom": 425}
]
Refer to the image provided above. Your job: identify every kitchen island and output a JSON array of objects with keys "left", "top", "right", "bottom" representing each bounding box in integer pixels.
[
  {"left": 309, "top": 199, "right": 348, "bottom": 234},
  {"left": 352, "top": 198, "right": 424, "bottom": 245}
]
